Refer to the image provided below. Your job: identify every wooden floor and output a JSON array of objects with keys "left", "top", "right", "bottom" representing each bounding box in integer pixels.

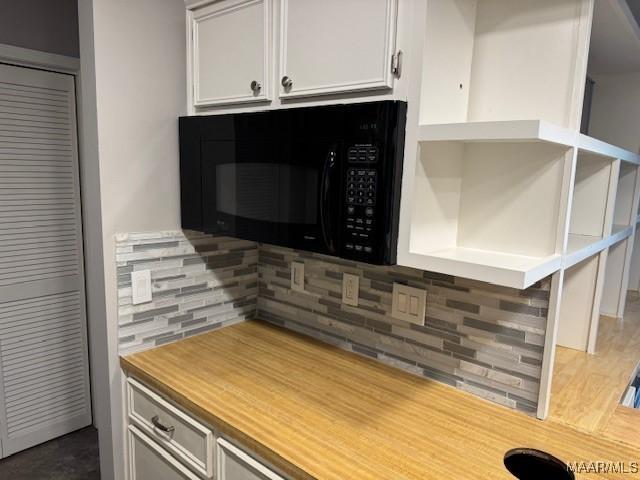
[{"left": 549, "top": 292, "right": 640, "bottom": 446}]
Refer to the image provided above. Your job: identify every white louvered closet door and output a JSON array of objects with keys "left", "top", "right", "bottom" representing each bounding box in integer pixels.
[{"left": 0, "top": 63, "right": 91, "bottom": 457}]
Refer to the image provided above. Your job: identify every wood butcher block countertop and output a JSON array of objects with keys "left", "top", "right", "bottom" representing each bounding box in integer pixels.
[{"left": 121, "top": 321, "right": 640, "bottom": 480}]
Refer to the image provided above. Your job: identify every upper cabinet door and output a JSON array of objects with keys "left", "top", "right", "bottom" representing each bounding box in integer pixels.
[
  {"left": 279, "top": 0, "right": 398, "bottom": 99},
  {"left": 190, "top": 0, "right": 272, "bottom": 107}
]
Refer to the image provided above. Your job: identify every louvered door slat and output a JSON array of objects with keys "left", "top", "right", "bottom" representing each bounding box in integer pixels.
[
  {"left": 5, "top": 376, "right": 86, "bottom": 404},
  {"left": 3, "top": 343, "right": 84, "bottom": 369},
  {"left": 5, "top": 370, "right": 85, "bottom": 394},
  {"left": 0, "top": 309, "right": 81, "bottom": 333},
  {"left": 0, "top": 63, "right": 91, "bottom": 458},
  {"left": 4, "top": 371, "right": 85, "bottom": 400}
]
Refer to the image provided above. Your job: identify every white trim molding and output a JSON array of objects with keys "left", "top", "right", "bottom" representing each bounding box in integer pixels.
[{"left": 0, "top": 43, "right": 80, "bottom": 74}]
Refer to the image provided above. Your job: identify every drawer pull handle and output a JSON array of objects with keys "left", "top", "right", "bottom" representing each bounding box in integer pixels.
[{"left": 151, "top": 415, "right": 175, "bottom": 434}]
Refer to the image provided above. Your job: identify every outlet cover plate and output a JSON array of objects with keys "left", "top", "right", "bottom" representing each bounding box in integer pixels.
[
  {"left": 342, "top": 273, "right": 359, "bottom": 307},
  {"left": 391, "top": 283, "right": 426, "bottom": 325},
  {"left": 291, "top": 261, "right": 305, "bottom": 292},
  {"left": 131, "top": 269, "right": 152, "bottom": 305}
]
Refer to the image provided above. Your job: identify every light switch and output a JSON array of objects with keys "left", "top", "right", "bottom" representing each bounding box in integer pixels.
[
  {"left": 391, "top": 283, "right": 426, "bottom": 325},
  {"left": 291, "top": 261, "right": 305, "bottom": 292},
  {"left": 409, "top": 296, "right": 419, "bottom": 315},
  {"left": 398, "top": 292, "right": 407, "bottom": 312},
  {"left": 342, "top": 273, "right": 359, "bottom": 307},
  {"left": 131, "top": 270, "right": 152, "bottom": 305}
]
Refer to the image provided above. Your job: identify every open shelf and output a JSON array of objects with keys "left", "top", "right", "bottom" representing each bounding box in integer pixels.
[
  {"left": 577, "top": 134, "right": 640, "bottom": 164},
  {"left": 420, "top": 0, "right": 592, "bottom": 128},
  {"left": 418, "top": 121, "right": 640, "bottom": 165},
  {"left": 401, "top": 0, "right": 640, "bottom": 309},
  {"left": 601, "top": 238, "right": 633, "bottom": 318},
  {"left": 398, "top": 0, "right": 640, "bottom": 420},
  {"left": 581, "top": 1, "right": 640, "bottom": 161},
  {"left": 401, "top": 139, "right": 570, "bottom": 289},
  {"left": 610, "top": 224, "right": 634, "bottom": 246},
  {"left": 417, "top": 120, "right": 576, "bottom": 147},
  {"left": 613, "top": 162, "right": 639, "bottom": 226},
  {"left": 557, "top": 254, "right": 602, "bottom": 352},
  {"left": 564, "top": 153, "right": 614, "bottom": 269},
  {"left": 402, "top": 249, "right": 561, "bottom": 290},
  {"left": 564, "top": 234, "right": 609, "bottom": 270},
  {"left": 563, "top": 227, "right": 633, "bottom": 270}
]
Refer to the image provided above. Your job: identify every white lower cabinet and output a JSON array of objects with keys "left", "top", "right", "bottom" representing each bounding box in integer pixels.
[
  {"left": 128, "top": 426, "right": 200, "bottom": 480},
  {"left": 127, "top": 378, "right": 214, "bottom": 477},
  {"left": 126, "top": 375, "right": 289, "bottom": 480},
  {"left": 217, "top": 438, "right": 285, "bottom": 480}
]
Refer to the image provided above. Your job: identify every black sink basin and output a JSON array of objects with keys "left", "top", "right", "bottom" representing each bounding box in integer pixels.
[{"left": 504, "top": 448, "right": 574, "bottom": 480}]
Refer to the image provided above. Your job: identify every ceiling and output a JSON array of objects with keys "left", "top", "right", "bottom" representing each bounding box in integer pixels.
[{"left": 588, "top": 0, "right": 640, "bottom": 75}]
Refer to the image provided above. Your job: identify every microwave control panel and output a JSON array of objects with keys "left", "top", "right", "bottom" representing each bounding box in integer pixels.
[{"left": 344, "top": 143, "right": 379, "bottom": 256}]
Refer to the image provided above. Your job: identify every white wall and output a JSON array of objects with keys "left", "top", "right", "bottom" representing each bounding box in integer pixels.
[
  {"left": 0, "top": 0, "right": 79, "bottom": 57},
  {"left": 77, "top": 1, "right": 186, "bottom": 479},
  {"left": 589, "top": 72, "right": 640, "bottom": 153}
]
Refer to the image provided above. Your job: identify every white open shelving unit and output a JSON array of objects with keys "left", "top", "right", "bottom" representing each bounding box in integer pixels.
[
  {"left": 410, "top": 122, "right": 639, "bottom": 289},
  {"left": 404, "top": 134, "right": 567, "bottom": 289},
  {"left": 397, "top": 0, "right": 640, "bottom": 420}
]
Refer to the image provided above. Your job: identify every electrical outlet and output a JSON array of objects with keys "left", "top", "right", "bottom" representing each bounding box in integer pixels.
[
  {"left": 391, "top": 283, "right": 426, "bottom": 325},
  {"left": 342, "top": 273, "right": 359, "bottom": 307},
  {"left": 131, "top": 270, "right": 152, "bottom": 305},
  {"left": 291, "top": 261, "right": 305, "bottom": 292}
]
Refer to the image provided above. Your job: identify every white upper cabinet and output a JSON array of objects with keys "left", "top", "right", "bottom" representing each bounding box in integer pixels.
[
  {"left": 189, "top": 0, "right": 272, "bottom": 107},
  {"left": 278, "top": 0, "right": 399, "bottom": 98}
]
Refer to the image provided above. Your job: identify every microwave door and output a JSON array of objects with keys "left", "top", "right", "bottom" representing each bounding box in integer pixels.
[
  {"left": 201, "top": 139, "right": 281, "bottom": 244},
  {"left": 280, "top": 140, "right": 341, "bottom": 255}
]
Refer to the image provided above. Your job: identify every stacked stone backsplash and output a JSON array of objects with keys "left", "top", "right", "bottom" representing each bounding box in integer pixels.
[
  {"left": 257, "top": 244, "right": 549, "bottom": 414},
  {"left": 116, "top": 231, "right": 257, "bottom": 355}
]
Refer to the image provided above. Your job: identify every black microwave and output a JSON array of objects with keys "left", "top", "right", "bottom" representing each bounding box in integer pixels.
[{"left": 179, "top": 101, "right": 407, "bottom": 265}]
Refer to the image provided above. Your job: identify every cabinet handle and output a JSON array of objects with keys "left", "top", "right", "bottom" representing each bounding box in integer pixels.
[
  {"left": 281, "top": 76, "right": 293, "bottom": 89},
  {"left": 250, "top": 80, "right": 261, "bottom": 93},
  {"left": 151, "top": 415, "right": 175, "bottom": 435}
]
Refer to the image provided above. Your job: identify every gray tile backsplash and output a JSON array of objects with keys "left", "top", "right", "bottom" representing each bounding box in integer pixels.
[
  {"left": 116, "top": 232, "right": 549, "bottom": 414},
  {"left": 116, "top": 231, "right": 257, "bottom": 355},
  {"left": 257, "top": 243, "right": 549, "bottom": 414}
]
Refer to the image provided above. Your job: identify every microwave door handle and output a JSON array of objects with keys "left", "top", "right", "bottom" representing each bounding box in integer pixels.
[{"left": 320, "top": 149, "right": 337, "bottom": 253}]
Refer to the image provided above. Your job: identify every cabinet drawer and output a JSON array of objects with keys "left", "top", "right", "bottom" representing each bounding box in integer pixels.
[
  {"left": 217, "top": 438, "right": 285, "bottom": 480},
  {"left": 128, "top": 426, "right": 200, "bottom": 480},
  {"left": 127, "top": 377, "right": 213, "bottom": 478}
]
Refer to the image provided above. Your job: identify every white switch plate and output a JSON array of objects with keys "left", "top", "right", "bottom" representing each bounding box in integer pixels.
[
  {"left": 342, "top": 273, "right": 359, "bottom": 307},
  {"left": 291, "top": 261, "right": 305, "bottom": 292},
  {"left": 131, "top": 270, "right": 152, "bottom": 305},
  {"left": 391, "top": 283, "right": 426, "bottom": 325}
]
